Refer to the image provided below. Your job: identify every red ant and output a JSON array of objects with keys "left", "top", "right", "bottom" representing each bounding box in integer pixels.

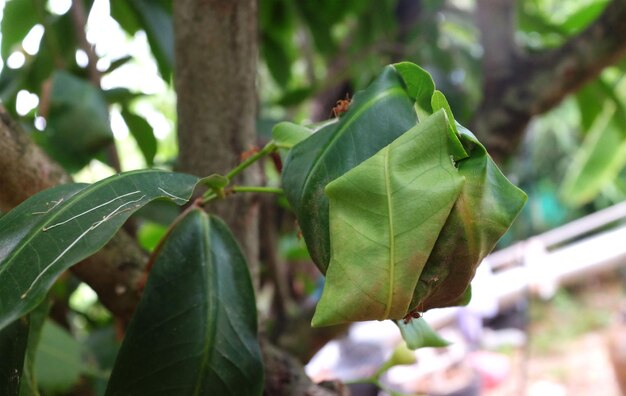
[
  {"left": 331, "top": 93, "right": 351, "bottom": 118},
  {"left": 402, "top": 309, "right": 422, "bottom": 324}
]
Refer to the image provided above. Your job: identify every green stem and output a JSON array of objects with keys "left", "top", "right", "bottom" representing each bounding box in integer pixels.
[
  {"left": 201, "top": 191, "right": 218, "bottom": 204},
  {"left": 226, "top": 140, "right": 277, "bottom": 180},
  {"left": 200, "top": 141, "right": 278, "bottom": 204},
  {"left": 232, "top": 186, "right": 283, "bottom": 195}
]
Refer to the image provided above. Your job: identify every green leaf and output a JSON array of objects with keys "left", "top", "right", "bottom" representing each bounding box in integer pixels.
[
  {"left": 275, "top": 86, "right": 314, "bottom": 107},
  {"left": 19, "top": 301, "right": 50, "bottom": 396},
  {"left": 121, "top": 108, "right": 157, "bottom": 166},
  {"left": 410, "top": 127, "right": 526, "bottom": 311},
  {"left": 431, "top": 90, "right": 468, "bottom": 161},
  {"left": 200, "top": 174, "right": 230, "bottom": 190},
  {"left": 392, "top": 62, "right": 435, "bottom": 118},
  {"left": 0, "top": 317, "right": 29, "bottom": 396},
  {"left": 102, "top": 87, "right": 141, "bottom": 105},
  {"left": 561, "top": 0, "right": 609, "bottom": 34},
  {"left": 312, "top": 111, "right": 464, "bottom": 326},
  {"left": 137, "top": 221, "right": 168, "bottom": 252},
  {"left": 131, "top": 0, "right": 174, "bottom": 80},
  {"left": 39, "top": 71, "right": 114, "bottom": 171},
  {"left": 25, "top": 13, "right": 77, "bottom": 93},
  {"left": 34, "top": 321, "right": 82, "bottom": 393},
  {"left": 396, "top": 318, "right": 450, "bottom": 350},
  {"left": 110, "top": 0, "right": 142, "bottom": 35},
  {"left": 0, "top": 170, "right": 198, "bottom": 331},
  {"left": 262, "top": 33, "right": 294, "bottom": 86},
  {"left": 282, "top": 65, "right": 419, "bottom": 273},
  {"left": 560, "top": 103, "right": 626, "bottom": 206},
  {"left": 110, "top": 0, "right": 173, "bottom": 79},
  {"left": 106, "top": 209, "right": 264, "bottom": 396},
  {"left": 271, "top": 122, "right": 312, "bottom": 149},
  {"left": 1, "top": 0, "right": 42, "bottom": 60},
  {"left": 104, "top": 55, "right": 134, "bottom": 74}
]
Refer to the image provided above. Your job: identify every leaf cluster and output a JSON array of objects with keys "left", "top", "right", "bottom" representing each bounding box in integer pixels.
[{"left": 0, "top": 62, "right": 526, "bottom": 392}]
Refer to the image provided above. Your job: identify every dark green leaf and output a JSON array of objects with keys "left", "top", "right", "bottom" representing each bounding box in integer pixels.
[
  {"left": 19, "top": 301, "right": 51, "bottom": 396},
  {"left": 0, "top": 63, "right": 25, "bottom": 103},
  {"left": 110, "top": 0, "right": 172, "bottom": 79},
  {"left": 104, "top": 55, "right": 134, "bottom": 74},
  {"left": 262, "top": 33, "right": 294, "bottom": 87},
  {"left": 276, "top": 86, "right": 314, "bottom": 107},
  {"left": 282, "top": 65, "right": 419, "bottom": 273},
  {"left": 0, "top": 317, "right": 29, "bottom": 396},
  {"left": 312, "top": 111, "right": 464, "bottom": 326},
  {"left": 131, "top": 0, "right": 174, "bottom": 80},
  {"left": 28, "top": 12, "right": 78, "bottom": 89},
  {"left": 39, "top": 71, "right": 114, "bottom": 171},
  {"left": 34, "top": 321, "right": 82, "bottom": 393},
  {"left": 134, "top": 200, "right": 181, "bottom": 225},
  {"left": 1, "top": 0, "right": 42, "bottom": 59},
  {"left": 396, "top": 318, "right": 450, "bottom": 350},
  {"left": 102, "top": 87, "right": 142, "bottom": 105},
  {"left": 106, "top": 209, "right": 263, "bottom": 395},
  {"left": 110, "top": 0, "right": 141, "bottom": 35},
  {"left": 121, "top": 108, "right": 157, "bottom": 166},
  {"left": 0, "top": 170, "right": 198, "bottom": 331}
]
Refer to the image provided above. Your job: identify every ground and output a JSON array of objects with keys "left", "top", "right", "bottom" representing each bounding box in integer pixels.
[{"left": 487, "top": 271, "right": 625, "bottom": 396}]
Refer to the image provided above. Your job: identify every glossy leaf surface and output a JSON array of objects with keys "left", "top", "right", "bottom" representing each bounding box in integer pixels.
[
  {"left": 0, "top": 317, "right": 29, "bottom": 396},
  {"left": 106, "top": 209, "right": 263, "bottom": 396},
  {"left": 0, "top": 170, "right": 198, "bottom": 331},
  {"left": 282, "top": 65, "right": 419, "bottom": 272},
  {"left": 312, "top": 111, "right": 464, "bottom": 326}
]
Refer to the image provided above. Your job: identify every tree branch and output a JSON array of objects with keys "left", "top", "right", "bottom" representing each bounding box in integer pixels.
[
  {"left": 473, "top": 0, "right": 626, "bottom": 162},
  {"left": 0, "top": 106, "right": 146, "bottom": 324},
  {"left": 261, "top": 340, "right": 348, "bottom": 396}
]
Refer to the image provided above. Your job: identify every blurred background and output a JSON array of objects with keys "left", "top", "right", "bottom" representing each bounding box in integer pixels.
[{"left": 1, "top": 0, "right": 626, "bottom": 394}]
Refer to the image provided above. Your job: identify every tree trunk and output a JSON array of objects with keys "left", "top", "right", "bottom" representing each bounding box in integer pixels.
[{"left": 174, "top": 0, "right": 261, "bottom": 284}]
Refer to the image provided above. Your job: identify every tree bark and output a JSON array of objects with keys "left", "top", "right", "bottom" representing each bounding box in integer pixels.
[
  {"left": 173, "top": 0, "right": 261, "bottom": 284},
  {"left": 0, "top": 106, "right": 146, "bottom": 324},
  {"left": 0, "top": 108, "right": 71, "bottom": 211},
  {"left": 473, "top": 0, "right": 626, "bottom": 162}
]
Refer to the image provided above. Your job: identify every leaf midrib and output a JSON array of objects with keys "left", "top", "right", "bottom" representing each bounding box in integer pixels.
[
  {"left": 193, "top": 214, "right": 217, "bottom": 396},
  {"left": 383, "top": 147, "right": 395, "bottom": 319},
  {"left": 299, "top": 87, "right": 406, "bottom": 205}
]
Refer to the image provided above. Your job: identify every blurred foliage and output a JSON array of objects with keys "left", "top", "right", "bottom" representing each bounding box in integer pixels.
[{"left": 1, "top": 0, "right": 626, "bottom": 392}]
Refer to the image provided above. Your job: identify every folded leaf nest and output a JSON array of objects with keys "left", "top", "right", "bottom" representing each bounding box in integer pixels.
[{"left": 281, "top": 62, "right": 527, "bottom": 327}]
